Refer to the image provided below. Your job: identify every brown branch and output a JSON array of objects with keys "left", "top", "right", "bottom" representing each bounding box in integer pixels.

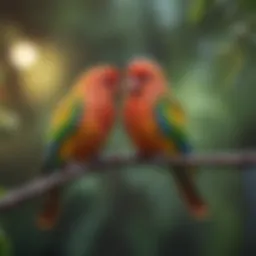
[{"left": 0, "top": 151, "right": 256, "bottom": 212}]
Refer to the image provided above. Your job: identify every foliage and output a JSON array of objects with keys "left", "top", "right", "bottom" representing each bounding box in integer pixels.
[{"left": 0, "top": 0, "right": 255, "bottom": 255}]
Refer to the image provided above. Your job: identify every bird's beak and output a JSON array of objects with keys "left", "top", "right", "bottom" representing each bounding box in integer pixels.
[{"left": 125, "top": 77, "right": 140, "bottom": 94}]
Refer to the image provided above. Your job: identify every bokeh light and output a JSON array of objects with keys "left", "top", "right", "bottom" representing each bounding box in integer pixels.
[{"left": 9, "top": 41, "right": 39, "bottom": 70}]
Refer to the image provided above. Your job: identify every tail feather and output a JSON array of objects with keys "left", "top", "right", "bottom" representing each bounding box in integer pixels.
[
  {"left": 172, "top": 166, "right": 208, "bottom": 219},
  {"left": 36, "top": 188, "right": 61, "bottom": 230}
]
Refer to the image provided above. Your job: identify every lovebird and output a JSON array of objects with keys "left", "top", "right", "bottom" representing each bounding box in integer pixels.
[
  {"left": 123, "top": 58, "right": 208, "bottom": 219},
  {"left": 37, "top": 65, "right": 120, "bottom": 230}
]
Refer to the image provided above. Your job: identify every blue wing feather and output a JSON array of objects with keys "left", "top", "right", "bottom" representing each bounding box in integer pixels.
[{"left": 154, "top": 96, "right": 192, "bottom": 154}]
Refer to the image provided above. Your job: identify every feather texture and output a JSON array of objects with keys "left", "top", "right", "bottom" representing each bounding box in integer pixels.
[
  {"left": 154, "top": 95, "right": 192, "bottom": 154},
  {"left": 37, "top": 65, "right": 118, "bottom": 230},
  {"left": 43, "top": 95, "right": 84, "bottom": 171},
  {"left": 123, "top": 58, "right": 207, "bottom": 219}
]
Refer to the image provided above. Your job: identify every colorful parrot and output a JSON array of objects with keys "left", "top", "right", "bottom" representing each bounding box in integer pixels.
[
  {"left": 37, "top": 65, "right": 120, "bottom": 230},
  {"left": 123, "top": 58, "right": 208, "bottom": 219}
]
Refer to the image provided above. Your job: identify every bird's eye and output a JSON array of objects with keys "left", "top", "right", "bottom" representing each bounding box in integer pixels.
[
  {"left": 103, "top": 75, "right": 114, "bottom": 85},
  {"left": 137, "top": 72, "right": 151, "bottom": 83},
  {"left": 102, "top": 73, "right": 118, "bottom": 90}
]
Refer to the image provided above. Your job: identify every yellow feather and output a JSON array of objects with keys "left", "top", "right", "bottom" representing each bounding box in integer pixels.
[
  {"left": 47, "top": 92, "right": 81, "bottom": 142},
  {"left": 166, "top": 94, "right": 186, "bottom": 128}
]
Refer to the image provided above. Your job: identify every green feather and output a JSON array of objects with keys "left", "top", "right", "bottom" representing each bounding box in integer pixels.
[
  {"left": 44, "top": 98, "right": 84, "bottom": 170},
  {"left": 154, "top": 96, "right": 192, "bottom": 154}
]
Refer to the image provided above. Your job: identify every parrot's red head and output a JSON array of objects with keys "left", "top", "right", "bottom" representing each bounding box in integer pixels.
[
  {"left": 125, "top": 58, "right": 167, "bottom": 99},
  {"left": 91, "top": 65, "right": 120, "bottom": 95},
  {"left": 77, "top": 65, "right": 120, "bottom": 98}
]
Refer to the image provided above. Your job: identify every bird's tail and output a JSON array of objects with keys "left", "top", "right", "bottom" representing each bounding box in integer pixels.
[
  {"left": 36, "top": 188, "right": 61, "bottom": 230},
  {"left": 172, "top": 166, "right": 208, "bottom": 220}
]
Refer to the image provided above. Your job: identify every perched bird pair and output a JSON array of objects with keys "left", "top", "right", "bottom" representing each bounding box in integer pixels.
[{"left": 37, "top": 58, "right": 208, "bottom": 231}]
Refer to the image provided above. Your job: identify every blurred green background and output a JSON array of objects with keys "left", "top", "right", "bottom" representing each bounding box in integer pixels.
[{"left": 0, "top": 0, "right": 256, "bottom": 255}]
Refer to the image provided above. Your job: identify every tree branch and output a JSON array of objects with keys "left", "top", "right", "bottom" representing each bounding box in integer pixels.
[{"left": 0, "top": 151, "right": 255, "bottom": 212}]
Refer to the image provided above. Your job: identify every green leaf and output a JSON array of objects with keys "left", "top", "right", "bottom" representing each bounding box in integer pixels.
[
  {"left": 0, "top": 229, "right": 12, "bottom": 256},
  {"left": 0, "top": 188, "right": 7, "bottom": 198},
  {"left": 239, "top": 0, "right": 256, "bottom": 12},
  {"left": 214, "top": 40, "right": 246, "bottom": 89},
  {"left": 187, "top": 0, "right": 207, "bottom": 25}
]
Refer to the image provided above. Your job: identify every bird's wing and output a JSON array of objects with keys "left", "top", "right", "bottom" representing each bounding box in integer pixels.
[
  {"left": 154, "top": 95, "right": 205, "bottom": 216},
  {"left": 43, "top": 93, "right": 84, "bottom": 169},
  {"left": 153, "top": 94, "right": 192, "bottom": 154}
]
